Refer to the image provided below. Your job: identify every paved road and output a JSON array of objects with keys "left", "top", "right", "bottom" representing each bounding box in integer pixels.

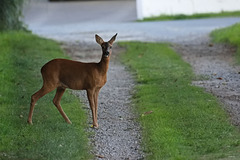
[{"left": 23, "top": 0, "right": 240, "bottom": 43}]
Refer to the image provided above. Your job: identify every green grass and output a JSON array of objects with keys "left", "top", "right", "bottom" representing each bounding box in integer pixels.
[
  {"left": 0, "top": 31, "right": 92, "bottom": 160},
  {"left": 119, "top": 42, "right": 240, "bottom": 159},
  {"left": 140, "top": 11, "right": 240, "bottom": 21},
  {"left": 210, "top": 23, "right": 240, "bottom": 63}
]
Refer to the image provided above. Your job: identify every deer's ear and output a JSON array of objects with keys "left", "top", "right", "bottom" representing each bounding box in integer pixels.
[
  {"left": 108, "top": 33, "right": 117, "bottom": 45},
  {"left": 95, "top": 34, "right": 104, "bottom": 45}
]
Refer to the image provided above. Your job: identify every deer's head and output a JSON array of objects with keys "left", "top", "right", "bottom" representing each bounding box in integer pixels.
[{"left": 95, "top": 33, "right": 117, "bottom": 58}]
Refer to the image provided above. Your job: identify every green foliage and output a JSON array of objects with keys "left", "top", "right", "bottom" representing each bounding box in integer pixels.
[
  {"left": 0, "top": 0, "right": 26, "bottom": 31},
  {"left": 139, "top": 11, "right": 240, "bottom": 22},
  {"left": 120, "top": 42, "right": 240, "bottom": 159},
  {"left": 211, "top": 23, "right": 240, "bottom": 63},
  {"left": 211, "top": 23, "right": 240, "bottom": 45},
  {"left": 0, "top": 31, "right": 91, "bottom": 160}
]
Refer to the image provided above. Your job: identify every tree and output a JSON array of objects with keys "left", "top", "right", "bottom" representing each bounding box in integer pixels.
[{"left": 0, "top": 0, "right": 26, "bottom": 31}]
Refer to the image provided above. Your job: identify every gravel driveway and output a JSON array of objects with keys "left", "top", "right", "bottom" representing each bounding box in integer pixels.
[
  {"left": 23, "top": 1, "right": 240, "bottom": 159},
  {"left": 60, "top": 32, "right": 240, "bottom": 159}
]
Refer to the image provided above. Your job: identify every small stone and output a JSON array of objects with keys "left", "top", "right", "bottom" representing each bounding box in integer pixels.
[{"left": 96, "top": 154, "right": 105, "bottom": 158}]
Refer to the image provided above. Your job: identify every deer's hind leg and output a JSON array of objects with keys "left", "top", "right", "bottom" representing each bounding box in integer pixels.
[
  {"left": 28, "top": 85, "right": 55, "bottom": 124},
  {"left": 53, "top": 87, "right": 72, "bottom": 124}
]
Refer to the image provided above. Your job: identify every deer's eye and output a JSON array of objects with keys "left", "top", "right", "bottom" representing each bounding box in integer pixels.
[{"left": 109, "top": 46, "right": 112, "bottom": 49}]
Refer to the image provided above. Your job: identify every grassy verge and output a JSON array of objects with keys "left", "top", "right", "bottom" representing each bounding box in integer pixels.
[
  {"left": 140, "top": 11, "right": 240, "bottom": 21},
  {"left": 0, "top": 31, "right": 91, "bottom": 160},
  {"left": 210, "top": 23, "right": 240, "bottom": 63},
  {"left": 119, "top": 42, "right": 240, "bottom": 159}
]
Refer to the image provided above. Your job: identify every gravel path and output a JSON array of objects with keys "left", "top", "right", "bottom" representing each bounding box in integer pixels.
[
  {"left": 62, "top": 42, "right": 144, "bottom": 160},
  {"left": 174, "top": 36, "right": 240, "bottom": 126}
]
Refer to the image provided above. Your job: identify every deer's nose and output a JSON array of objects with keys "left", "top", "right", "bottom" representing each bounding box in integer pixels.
[{"left": 105, "top": 51, "right": 110, "bottom": 57}]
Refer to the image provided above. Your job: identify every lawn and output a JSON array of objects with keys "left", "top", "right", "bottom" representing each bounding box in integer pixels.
[
  {"left": 211, "top": 23, "right": 240, "bottom": 63},
  {"left": 0, "top": 31, "right": 91, "bottom": 160},
  {"left": 120, "top": 42, "right": 240, "bottom": 159},
  {"left": 140, "top": 11, "right": 240, "bottom": 22}
]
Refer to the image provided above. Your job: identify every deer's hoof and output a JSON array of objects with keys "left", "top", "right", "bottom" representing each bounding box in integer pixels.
[
  {"left": 67, "top": 121, "right": 72, "bottom": 124},
  {"left": 27, "top": 120, "right": 33, "bottom": 125},
  {"left": 91, "top": 124, "right": 99, "bottom": 129}
]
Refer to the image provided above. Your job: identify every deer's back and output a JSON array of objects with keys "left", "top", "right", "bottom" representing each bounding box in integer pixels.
[{"left": 41, "top": 59, "right": 106, "bottom": 90}]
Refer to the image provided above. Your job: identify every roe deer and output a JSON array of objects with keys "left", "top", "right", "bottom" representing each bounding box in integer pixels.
[{"left": 27, "top": 33, "right": 117, "bottom": 128}]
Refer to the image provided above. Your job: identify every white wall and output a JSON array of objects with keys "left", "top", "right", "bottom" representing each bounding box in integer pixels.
[{"left": 137, "top": 0, "right": 240, "bottom": 19}]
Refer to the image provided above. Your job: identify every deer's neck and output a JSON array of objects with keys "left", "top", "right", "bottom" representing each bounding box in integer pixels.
[{"left": 98, "top": 56, "right": 110, "bottom": 75}]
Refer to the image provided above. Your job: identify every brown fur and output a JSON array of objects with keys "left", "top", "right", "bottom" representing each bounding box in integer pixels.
[{"left": 27, "top": 34, "right": 117, "bottom": 128}]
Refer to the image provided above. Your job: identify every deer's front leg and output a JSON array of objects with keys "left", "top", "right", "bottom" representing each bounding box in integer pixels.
[
  {"left": 87, "top": 89, "right": 98, "bottom": 128},
  {"left": 94, "top": 88, "right": 100, "bottom": 125}
]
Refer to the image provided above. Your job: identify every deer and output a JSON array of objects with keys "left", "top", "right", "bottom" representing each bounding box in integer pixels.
[{"left": 27, "top": 33, "right": 117, "bottom": 128}]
